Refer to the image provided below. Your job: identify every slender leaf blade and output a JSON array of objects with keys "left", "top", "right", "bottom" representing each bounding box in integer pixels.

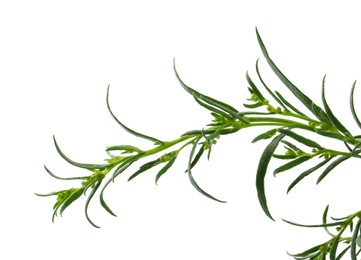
[
  {"left": 282, "top": 218, "right": 344, "bottom": 228},
  {"left": 255, "top": 59, "right": 288, "bottom": 110},
  {"left": 273, "top": 155, "right": 311, "bottom": 176},
  {"left": 278, "top": 128, "right": 323, "bottom": 149},
  {"left": 287, "top": 157, "right": 332, "bottom": 193},
  {"left": 329, "top": 236, "right": 340, "bottom": 260},
  {"left": 84, "top": 180, "right": 102, "bottom": 228},
  {"left": 256, "top": 28, "right": 328, "bottom": 122},
  {"left": 106, "top": 85, "right": 163, "bottom": 144},
  {"left": 43, "top": 165, "right": 88, "bottom": 180},
  {"left": 59, "top": 188, "right": 84, "bottom": 216},
  {"left": 128, "top": 159, "right": 162, "bottom": 181},
  {"left": 322, "top": 75, "right": 350, "bottom": 135},
  {"left": 351, "top": 217, "right": 361, "bottom": 260},
  {"left": 246, "top": 71, "right": 265, "bottom": 101},
  {"left": 322, "top": 205, "right": 336, "bottom": 237},
  {"left": 336, "top": 245, "right": 351, "bottom": 260},
  {"left": 188, "top": 137, "right": 225, "bottom": 203},
  {"left": 155, "top": 156, "right": 177, "bottom": 184},
  {"left": 350, "top": 81, "right": 361, "bottom": 129},
  {"left": 256, "top": 133, "right": 284, "bottom": 220},
  {"left": 275, "top": 91, "right": 306, "bottom": 116},
  {"left": 53, "top": 136, "right": 110, "bottom": 169},
  {"left": 252, "top": 128, "right": 277, "bottom": 143},
  {"left": 316, "top": 155, "right": 351, "bottom": 184}
]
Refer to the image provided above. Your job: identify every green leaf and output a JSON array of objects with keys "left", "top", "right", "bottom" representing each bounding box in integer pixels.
[
  {"left": 43, "top": 165, "right": 88, "bottom": 180},
  {"left": 329, "top": 236, "right": 340, "bottom": 260},
  {"left": 316, "top": 155, "right": 351, "bottom": 184},
  {"left": 315, "top": 130, "right": 345, "bottom": 141},
  {"left": 275, "top": 91, "right": 306, "bottom": 116},
  {"left": 53, "top": 136, "right": 110, "bottom": 170},
  {"left": 281, "top": 140, "right": 302, "bottom": 153},
  {"left": 322, "top": 75, "right": 350, "bottom": 135},
  {"left": 243, "top": 102, "right": 263, "bottom": 109},
  {"left": 252, "top": 128, "right": 277, "bottom": 143},
  {"left": 84, "top": 180, "right": 102, "bottom": 228},
  {"left": 35, "top": 190, "right": 66, "bottom": 197},
  {"left": 106, "top": 145, "right": 143, "bottom": 154},
  {"left": 186, "top": 143, "right": 205, "bottom": 172},
  {"left": 278, "top": 128, "right": 323, "bottom": 149},
  {"left": 193, "top": 95, "right": 232, "bottom": 119},
  {"left": 256, "top": 133, "right": 284, "bottom": 220},
  {"left": 336, "top": 245, "right": 351, "bottom": 260},
  {"left": 351, "top": 217, "right": 361, "bottom": 260},
  {"left": 255, "top": 59, "right": 288, "bottom": 111},
  {"left": 173, "top": 60, "right": 249, "bottom": 124},
  {"left": 155, "top": 156, "right": 177, "bottom": 184},
  {"left": 273, "top": 155, "right": 311, "bottom": 176},
  {"left": 273, "top": 154, "right": 297, "bottom": 160},
  {"left": 350, "top": 81, "right": 361, "bottom": 129},
  {"left": 59, "top": 188, "right": 85, "bottom": 216},
  {"left": 282, "top": 218, "right": 344, "bottom": 228},
  {"left": 100, "top": 161, "right": 134, "bottom": 217},
  {"left": 187, "top": 137, "right": 226, "bottom": 203},
  {"left": 106, "top": 85, "right": 163, "bottom": 144},
  {"left": 99, "top": 181, "right": 117, "bottom": 217},
  {"left": 322, "top": 205, "right": 336, "bottom": 237},
  {"left": 256, "top": 27, "right": 328, "bottom": 122},
  {"left": 246, "top": 71, "right": 265, "bottom": 101},
  {"left": 287, "top": 243, "right": 323, "bottom": 258},
  {"left": 128, "top": 159, "right": 162, "bottom": 181}
]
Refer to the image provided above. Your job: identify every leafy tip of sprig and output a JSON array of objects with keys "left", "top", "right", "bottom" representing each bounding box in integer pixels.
[{"left": 38, "top": 28, "right": 361, "bottom": 258}]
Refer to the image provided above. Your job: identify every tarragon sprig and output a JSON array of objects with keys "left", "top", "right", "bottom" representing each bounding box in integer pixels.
[{"left": 37, "top": 28, "right": 361, "bottom": 259}]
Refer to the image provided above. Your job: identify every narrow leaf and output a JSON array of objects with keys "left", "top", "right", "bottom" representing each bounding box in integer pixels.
[
  {"left": 173, "top": 60, "right": 248, "bottom": 123},
  {"left": 106, "top": 85, "right": 163, "bottom": 144},
  {"left": 322, "top": 75, "right": 350, "bottom": 135},
  {"left": 287, "top": 243, "right": 323, "bottom": 258},
  {"left": 106, "top": 145, "right": 143, "bottom": 154},
  {"left": 128, "top": 159, "right": 162, "bottom": 181},
  {"left": 275, "top": 91, "right": 306, "bottom": 116},
  {"left": 350, "top": 81, "right": 361, "bottom": 129},
  {"left": 100, "top": 161, "right": 134, "bottom": 217},
  {"left": 336, "top": 245, "right": 351, "bottom": 260},
  {"left": 246, "top": 71, "right": 265, "bottom": 101},
  {"left": 53, "top": 136, "right": 110, "bottom": 170},
  {"left": 256, "top": 28, "right": 328, "bottom": 122},
  {"left": 243, "top": 102, "right": 263, "bottom": 109},
  {"left": 59, "top": 188, "right": 84, "bottom": 216},
  {"left": 155, "top": 156, "right": 177, "bottom": 184},
  {"left": 273, "top": 154, "right": 297, "bottom": 160},
  {"left": 255, "top": 59, "right": 288, "bottom": 110},
  {"left": 278, "top": 128, "right": 323, "bottom": 149},
  {"left": 188, "top": 137, "right": 226, "bottom": 203},
  {"left": 282, "top": 218, "right": 344, "bottom": 228},
  {"left": 252, "top": 128, "right": 277, "bottom": 143},
  {"left": 186, "top": 143, "right": 205, "bottom": 172},
  {"left": 281, "top": 140, "right": 302, "bottom": 153},
  {"left": 351, "top": 217, "right": 361, "bottom": 260},
  {"left": 273, "top": 155, "right": 311, "bottom": 176},
  {"left": 315, "top": 130, "right": 345, "bottom": 141},
  {"left": 322, "top": 205, "right": 336, "bottom": 237},
  {"left": 43, "top": 165, "right": 88, "bottom": 181},
  {"left": 256, "top": 133, "right": 284, "bottom": 220},
  {"left": 84, "top": 180, "right": 102, "bottom": 228},
  {"left": 316, "top": 155, "right": 351, "bottom": 184},
  {"left": 193, "top": 95, "right": 232, "bottom": 119},
  {"left": 329, "top": 236, "right": 340, "bottom": 260}
]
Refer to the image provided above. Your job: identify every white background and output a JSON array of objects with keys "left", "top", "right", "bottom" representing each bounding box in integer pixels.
[{"left": 2, "top": 0, "right": 361, "bottom": 259}]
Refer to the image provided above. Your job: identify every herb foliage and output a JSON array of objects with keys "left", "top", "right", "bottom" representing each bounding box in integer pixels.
[{"left": 37, "top": 28, "right": 361, "bottom": 259}]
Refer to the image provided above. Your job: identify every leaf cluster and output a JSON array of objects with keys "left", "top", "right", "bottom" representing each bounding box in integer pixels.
[{"left": 37, "top": 28, "right": 361, "bottom": 259}]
